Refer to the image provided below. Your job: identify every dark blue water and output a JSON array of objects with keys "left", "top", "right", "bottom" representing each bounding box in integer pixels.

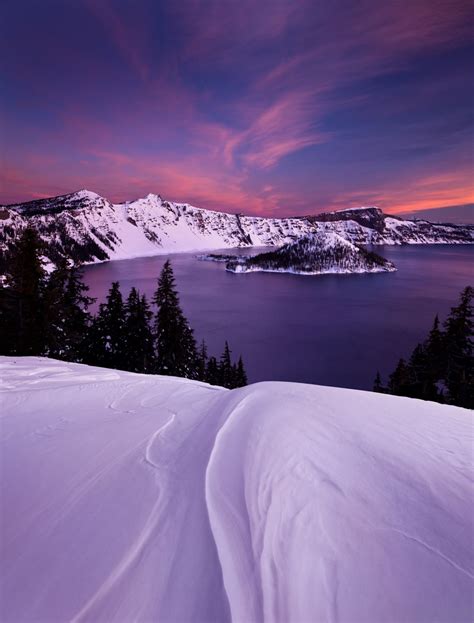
[{"left": 82, "top": 245, "right": 473, "bottom": 390}]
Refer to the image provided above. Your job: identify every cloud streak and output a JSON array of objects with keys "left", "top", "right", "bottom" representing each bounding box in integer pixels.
[{"left": 1, "top": 0, "right": 472, "bottom": 216}]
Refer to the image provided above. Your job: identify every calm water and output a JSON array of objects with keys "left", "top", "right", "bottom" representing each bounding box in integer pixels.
[{"left": 82, "top": 245, "right": 473, "bottom": 390}]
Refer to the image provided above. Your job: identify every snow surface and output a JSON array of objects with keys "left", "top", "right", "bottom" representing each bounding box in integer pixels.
[{"left": 1, "top": 357, "right": 473, "bottom": 622}]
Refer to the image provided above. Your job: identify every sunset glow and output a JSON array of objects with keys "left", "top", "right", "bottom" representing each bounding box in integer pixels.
[{"left": 1, "top": 0, "right": 473, "bottom": 217}]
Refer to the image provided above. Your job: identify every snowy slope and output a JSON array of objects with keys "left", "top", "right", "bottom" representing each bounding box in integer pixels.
[
  {"left": 1, "top": 357, "right": 472, "bottom": 623},
  {"left": 1, "top": 191, "right": 473, "bottom": 270}
]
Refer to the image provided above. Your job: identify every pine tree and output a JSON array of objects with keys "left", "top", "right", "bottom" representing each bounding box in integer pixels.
[
  {"left": 234, "top": 356, "right": 248, "bottom": 387},
  {"left": 405, "top": 343, "right": 430, "bottom": 399},
  {"left": 43, "top": 258, "right": 70, "bottom": 358},
  {"left": 0, "top": 284, "right": 13, "bottom": 354},
  {"left": 179, "top": 318, "right": 199, "bottom": 379},
  {"left": 388, "top": 358, "right": 410, "bottom": 396},
  {"left": 425, "top": 314, "right": 445, "bottom": 383},
  {"left": 123, "top": 288, "right": 154, "bottom": 373},
  {"left": 381, "top": 288, "right": 473, "bottom": 407},
  {"left": 197, "top": 340, "right": 208, "bottom": 382},
  {"left": 84, "top": 307, "right": 108, "bottom": 367},
  {"left": 373, "top": 371, "right": 384, "bottom": 393},
  {"left": 444, "top": 286, "right": 473, "bottom": 408},
  {"left": 153, "top": 261, "right": 198, "bottom": 378},
  {"left": 1, "top": 227, "right": 46, "bottom": 355},
  {"left": 87, "top": 282, "right": 126, "bottom": 369},
  {"left": 62, "top": 267, "right": 94, "bottom": 362},
  {"left": 43, "top": 261, "right": 93, "bottom": 361},
  {"left": 219, "top": 341, "right": 233, "bottom": 388},
  {"left": 105, "top": 281, "right": 126, "bottom": 368},
  {"left": 206, "top": 356, "right": 220, "bottom": 385},
  {"left": 230, "top": 363, "right": 238, "bottom": 388}
]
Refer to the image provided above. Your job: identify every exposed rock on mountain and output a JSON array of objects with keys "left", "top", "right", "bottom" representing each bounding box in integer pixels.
[{"left": 1, "top": 191, "right": 472, "bottom": 270}]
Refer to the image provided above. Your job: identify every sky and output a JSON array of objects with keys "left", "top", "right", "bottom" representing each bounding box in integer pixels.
[{"left": 1, "top": 0, "right": 473, "bottom": 218}]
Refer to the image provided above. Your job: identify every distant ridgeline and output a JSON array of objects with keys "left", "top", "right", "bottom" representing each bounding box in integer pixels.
[
  {"left": 1, "top": 190, "right": 473, "bottom": 272},
  {"left": 374, "top": 286, "right": 473, "bottom": 409},
  {"left": 0, "top": 228, "right": 248, "bottom": 389}
]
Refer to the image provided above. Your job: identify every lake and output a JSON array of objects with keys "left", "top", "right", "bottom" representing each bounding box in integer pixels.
[{"left": 82, "top": 245, "right": 473, "bottom": 390}]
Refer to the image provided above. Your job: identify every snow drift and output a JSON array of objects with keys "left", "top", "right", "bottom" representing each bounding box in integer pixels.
[{"left": 1, "top": 358, "right": 472, "bottom": 622}]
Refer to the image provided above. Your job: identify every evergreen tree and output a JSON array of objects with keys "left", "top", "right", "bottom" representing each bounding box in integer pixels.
[
  {"left": 373, "top": 371, "right": 384, "bottom": 393},
  {"left": 43, "top": 261, "right": 93, "bottom": 361},
  {"left": 234, "top": 356, "right": 248, "bottom": 387},
  {"left": 1, "top": 227, "right": 46, "bottom": 355},
  {"left": 123, "top": 288, "right": 154, "bottom": 372},
  {"left": 197, "top": 340, "right": 208, "bottom": 382},
  {"left": 406, "top": 343, "right": 431, "bottom": 399},
  {"left": 179, "top": 318, "right": 199, "bottom": 379},
  {"left": 153, "top": 261, "right": 198, "bottom": 378},
  {"left": 444, "top": 286, "right": 473, "bottom": 408},
  {"left": 388, "top": 358, "right": 410, "bottom": 396},
  {"left": 84, "top": 307, "right": 107, "bottom": 367},
  {"left": 0, "top": 237, "right": 251, "bottom": 388},
  {"left": 219, "top": 341, "right": 233, "bottom": 388},
  {"left": 62, "top": 267, "right": 94, "bottom": 362},
  {"left": 0, "top": 284, "right": 14, "bottom": 354},
  {"left": 230, "top": 362, "right": 238, "bottom": 388},
  {"left": 379, "top": 287, "right": 472, "bottom": 408},
  {"left": 87, "top": 282, "right": 126, "bottom": 369},
  {"left": 425, "top": 315, "right": 444, "bottom": 382},
  {"left": 43, "top": 258, "right": 70, "bottom": 358},
  {"left": 206, "top": 356, "right": 220, "bottom": 385}
]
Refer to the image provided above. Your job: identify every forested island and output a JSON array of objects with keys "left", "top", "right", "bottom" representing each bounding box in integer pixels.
[{"left": 226, "top": 232, "right": 396, "bottom": 275}]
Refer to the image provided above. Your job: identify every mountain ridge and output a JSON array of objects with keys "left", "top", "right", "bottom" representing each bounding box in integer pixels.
[{"left": 1, "top": 189, "right": 473, "bottom": 270}]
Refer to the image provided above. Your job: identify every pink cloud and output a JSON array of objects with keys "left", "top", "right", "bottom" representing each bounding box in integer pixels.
[
  {"left": 238, "top": 92, "right": 328, "bottom": 168},
  {"left": 329, "top": 167, "right": 474, "bottom": 215},
  {"left": 2, "top": 0, "right": 472, "bottom": 218}
]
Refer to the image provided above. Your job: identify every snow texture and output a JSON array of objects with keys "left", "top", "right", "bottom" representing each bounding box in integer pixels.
[{"left": 1, "top": 357, "right": 473, "bottom": 622}]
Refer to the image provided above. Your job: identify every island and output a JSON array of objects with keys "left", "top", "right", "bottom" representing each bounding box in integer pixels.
[{"left": 225, "top": 232, "right": 396, "bottom": 275}]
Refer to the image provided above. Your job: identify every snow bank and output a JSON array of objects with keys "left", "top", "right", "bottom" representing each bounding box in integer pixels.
[
  {"left": 1, "top": 358, "right": 472, "bottom": 622},
  {"left": 206, "top": 384, "right": 473, "bottom": 622}
]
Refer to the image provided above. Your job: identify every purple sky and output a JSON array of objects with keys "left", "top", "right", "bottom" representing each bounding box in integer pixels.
[{"left": 1, "top": 0, "right": 473, "bottom": 217}]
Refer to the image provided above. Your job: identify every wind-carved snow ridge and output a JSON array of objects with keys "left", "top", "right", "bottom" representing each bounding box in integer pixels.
[
  {"left": 1, "top": 358, "right": 473, "bottom": 623},
  {"left": 205, "top": 383, "right": 474, "bottom": 623}
]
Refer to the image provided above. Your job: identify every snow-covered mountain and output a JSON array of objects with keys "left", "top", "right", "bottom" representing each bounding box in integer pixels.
[
  {"left": 1, "top": 190, "right": 473, "bottom": 269},
  {"left": 1, "top": 357, "right": 472, "bottom": 622},
  {"left": 226, "top": 231, "right": 397, "bottom": 274},
  {"left": 310, "top": 205, "right": 474, "bottom": 244}
]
